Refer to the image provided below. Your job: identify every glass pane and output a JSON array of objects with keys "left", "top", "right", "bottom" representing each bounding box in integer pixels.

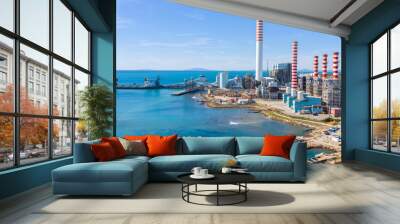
[
  {"left": 74, "top": 69, "right": 89, "bottom": 118},
  {"left": 372, "top": 121, "right": 388, "bottom": 151},
  {"left": 391, "top": 24, "right": 400, "bottom": 70},
  {"left": 53, "top": 0, "right": 72, "bottom": 60},
  {"left": 0, "top": 116, "right": 14, "bottom": 170},
  {"left": 372, "top": 76, "right": 387, "bottom": 119},
  {"left": 0, "top": 35, "right": 14, "bottom": 112},
  {"left": 20, "top": 117, "right": 49, "bottom": 165},
  {"left": 74, "top": 18, "right": 89, "bottom": 70},
  {"left": 53, "top": 119, "right": 72, "bottom": 157},
  {"left": 372, "top": 33, "right": 387, "bottom": 76},
  {"left": 20, "top": 44, "right": 49, "bottom": 115},
  {"left": 391, "top": 72, "right": 400, "bottom": 118},
  {"left": 53, "top": 59, "right": 72, "bottom": 117},
  {"left": 75, "top": 120, "right": 88, "bottom": 143},
  {"left": 391, "top": 120, "right": 400, "bottom": 153},
  {"left": 20, "top": 0, "right": 49, "bottom": 49},
  {"left": 0, "top": 0, "right": 14, "bottom": 31}
]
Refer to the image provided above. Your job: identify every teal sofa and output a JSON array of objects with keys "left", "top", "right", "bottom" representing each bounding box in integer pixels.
[{"left": 52, "top": 137, "right": 307, "bottom": 196}]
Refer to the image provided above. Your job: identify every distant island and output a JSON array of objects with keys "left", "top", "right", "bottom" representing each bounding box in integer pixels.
[{"left": 184, "top": 68, "right": 211, "bottom": 71}]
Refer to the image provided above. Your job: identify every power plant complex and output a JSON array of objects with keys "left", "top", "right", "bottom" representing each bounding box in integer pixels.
[{"left": 210, "top": 20, "right": 341, "bottom": 116}]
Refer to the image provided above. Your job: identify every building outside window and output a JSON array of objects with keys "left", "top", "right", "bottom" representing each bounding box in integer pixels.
[
  {"left": 28, "top": 81, "right": 34, "bottom": 94},
  {"left": 28, "top": 67, "right": 34, "bottom": 80},
  {"left": 371, "top": 23, "right": 400, "bottom": 154},
  {"left": 0, "top": 0, "right": 91, "bottom": 170}
]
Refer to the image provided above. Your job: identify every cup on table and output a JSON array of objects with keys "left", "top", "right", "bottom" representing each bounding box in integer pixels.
[
  {"left": 221, "top": 167, "right": 232, "bottom": 174},
  {"left": 199, "top": 169, "right": 208, "bottom": 176},
  {"left": 191, "top": 167, "right": 202, "bottom": 176}
]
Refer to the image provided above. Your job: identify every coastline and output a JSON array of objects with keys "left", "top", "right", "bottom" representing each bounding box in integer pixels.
[{"left": 200, "top": 94, "right": 342, "bottom": 163}]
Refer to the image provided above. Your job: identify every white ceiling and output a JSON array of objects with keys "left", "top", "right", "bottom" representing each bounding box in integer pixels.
[{"left": 171, "top": 0, "right": 384, "bottom": 38}]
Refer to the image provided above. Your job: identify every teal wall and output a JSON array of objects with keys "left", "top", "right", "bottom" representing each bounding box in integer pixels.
[
  {"left": 344, "top": 0, "right": 400, "bottom": 171},
  {"left": 0, "top": 0, "right": 116, "bottom": 200},
  {"left": 0, "top": 158, "right": 72, "bottom": 199}
]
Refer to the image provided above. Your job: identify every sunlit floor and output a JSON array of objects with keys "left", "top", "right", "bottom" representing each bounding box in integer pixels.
[{"left": 0, "top": 162, "right": 400, "bottom": 224}]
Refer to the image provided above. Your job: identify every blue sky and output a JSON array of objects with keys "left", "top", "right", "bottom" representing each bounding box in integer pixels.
[{"left": 117, "top": 0, "right": 341, "bottom": 71}]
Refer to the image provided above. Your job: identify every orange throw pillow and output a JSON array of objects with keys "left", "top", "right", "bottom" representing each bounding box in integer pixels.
[
  {"left": 101, "top": 137, "right": 127, "bottom": 158},
  {"left": 260, "top": 135, "right": 296, "bottom": 159},
  {"left": 124, "top": 135, "right": 148, "bottom": 142},
  {"left": 91, "top": 142, "right": 117, "bottom": 162},
  {"left": 146, "top": 135, "right": 177, "bottom": 157}
]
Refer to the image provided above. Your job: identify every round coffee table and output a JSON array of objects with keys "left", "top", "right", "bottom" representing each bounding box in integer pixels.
[{"left": 177, "top": 173, "right": 255, "bottom": 206}]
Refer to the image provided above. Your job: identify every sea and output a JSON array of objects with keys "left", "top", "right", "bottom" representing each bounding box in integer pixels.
[{"left": 116, "top": 70, "right": 330, "bottom": 158}]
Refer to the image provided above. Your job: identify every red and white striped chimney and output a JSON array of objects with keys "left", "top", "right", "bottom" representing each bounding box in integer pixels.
[
  {"left": 322, "top": 54, "right": 328, "bottom": 79},
  {"left": 313, "top": 56, "right": 319, "bottom": 79},
  {"left": 255, "top": 20, "right": 263, "bottom": 82},
  {"left": 291, "top": 41, "right": 298, "bottom": 94},
  {"left": 332, "top": 52, "right": 339, "bottom": 80}
]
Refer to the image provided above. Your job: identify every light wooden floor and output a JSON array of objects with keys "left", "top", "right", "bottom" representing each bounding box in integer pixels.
[{"left": 1, "top": 162, "right": 400, "bottom": 224}]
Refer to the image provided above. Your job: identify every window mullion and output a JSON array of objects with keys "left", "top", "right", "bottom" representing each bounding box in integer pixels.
[
  {"left": 71, "top": 10, "right": 76, "bottom": 155},
  {"left": 388, "top": 30, "right": 391, "bottom": 152},
  {"left": 13, "top": 0, "right": 21, "bottom": 167},
  {"left": 48, "top": 0, "right": 54, "bottom": 160}
]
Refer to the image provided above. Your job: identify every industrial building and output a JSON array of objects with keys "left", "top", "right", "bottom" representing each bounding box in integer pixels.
[{"left": 270, "top": 63, "right": 291, "bottom": 85}]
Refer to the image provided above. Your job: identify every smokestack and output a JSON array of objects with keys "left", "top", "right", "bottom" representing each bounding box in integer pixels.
[
  {"left": 255, "top": 20, "right": 263, "bottom": 82},
  {"left": 313, "top": 56, "right": 319, "bottom": 79},
  {"left": 291, "top": 41, "right": 298, "bottom": 96},
  {"left": 333, "top": 52, "right": 339, "bottom": 80},
  {"left": 322, "top": 54, "right": 328, "bottom": 79}
]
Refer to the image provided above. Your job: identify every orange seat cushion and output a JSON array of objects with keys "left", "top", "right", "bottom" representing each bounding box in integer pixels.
[
  {"left": 91, "top": 142, "right": 118, "bottom": 162},
  {"left": 146, "top": 135, "right": 177, "bottom": 157},
  {"left": 260, "top": 135, "right": 296, "bottom": 159},
  {"left": 101, "top": 137, "right": 127, "bottom": 158}
]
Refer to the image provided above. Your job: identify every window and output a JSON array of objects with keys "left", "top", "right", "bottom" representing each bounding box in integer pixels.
[
  {"left": 0, "top": 55, "right": 7, "bottom": 67},
  {"left": 20, "top": 0, "right": 49, "bottom": 48},
  {"left": 53, "top": 119, "right": 72, "bottom": 158},
  {"left": 0, "top": 71, "right": 6, "bottom": 83},
  {"left": 0, "top": 0, "right": 91, "bottom": 170},
  {"left": 74, "top": 18, "right": 90, "bottom": 70},
  {"left": 53, "top": 0, "right": 72, "bottom": 60},
  {"left": 28, "top": 81, "right": 34, "bottom": 94},
  {"left": 0, "top": 116, "right": 14, "bottom": 170},
  {"left": 53, "top": 59, "right": 72, "bottom": 117},
  {"left": 28, "top": 67, "right": 34, "bottom": 80},
  {"left": 74, "top": 69, "right": 89, "bottom": 118},
  {"left": 0, "top": 34, "right": 13, "bottom": 113},
  {"left": 0, "top": 0, "right": 14, "bottom": 32},
  {"left": 370, "top": 23, "right": 400, "bottom": 153}
]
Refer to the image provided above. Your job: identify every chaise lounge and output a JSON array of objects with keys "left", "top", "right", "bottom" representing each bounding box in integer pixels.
[{"left": 52, "top": 137, "right": 306, "bottom": 196}]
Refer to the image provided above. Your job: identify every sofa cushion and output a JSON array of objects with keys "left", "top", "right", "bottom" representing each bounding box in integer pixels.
[
  {"left": 91, "top": 142, "right": 118, "bottom": 162},
  {"left": 236, "top": 155, "right": 293, "bottom": 172},
  {"left": 53, "top": 158, "right": 147, "bottom": 183},
  {"left": 147, "top": 135, "right": 177, "bottom": 157},
  {"left": 236, "top": 137, "right": 264, "bottom": 155},
  {"left": 101, "top": 137, "right": 127, "bottom": 158},
  {"left": 181, "top": 137, "right": 235, "bottom": 155},
  {"left": 73, "top": 140, "right": 100, "bottom": 163},
  {"left": 260, "top": 135, "right": 296, "bottom": 159},
  {"left": 149, "top": 154, "right": 235, "bottom": 172}
]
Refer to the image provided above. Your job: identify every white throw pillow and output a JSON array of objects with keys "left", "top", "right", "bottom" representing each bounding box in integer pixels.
[{"left": 118, "top": 137, "right": 147, "bottom": 156}]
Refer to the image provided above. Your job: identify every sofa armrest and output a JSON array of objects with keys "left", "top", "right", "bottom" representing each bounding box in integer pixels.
[
  {"left": 73, "top": 140, "right": 100, "bottom": 163},
  {"left": 289, "top": 141, "right": 307, "bottom": 182}
]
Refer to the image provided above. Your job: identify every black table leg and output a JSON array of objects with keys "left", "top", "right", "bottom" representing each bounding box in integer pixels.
[
  {"left": 216, "top": 184, "right": 219, "bottom": 206},
  {"left": 245, "top": 183, "right": 247, "bottom": 201}
]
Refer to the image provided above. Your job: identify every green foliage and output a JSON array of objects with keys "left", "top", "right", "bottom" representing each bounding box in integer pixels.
[{"left": 79, "top": 84, "right": 113, "bottom": 140}]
